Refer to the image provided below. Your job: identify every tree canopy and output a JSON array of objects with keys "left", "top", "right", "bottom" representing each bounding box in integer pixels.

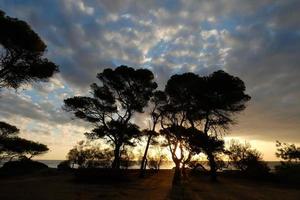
[
  {"left": 0, "top": 121, "right": 19, "bottom": 137},
  {"left": 0, "top": 10, "right": 58, "bottom": 89},
  {"left": 0, "top": 121, "right": 48, "bottom": 162},
  {"left": 64, "top": 65, "right": 157, "bottom": 169},
  {"left": 276, "top": 141, "right": 300, "bottom": 163},
  {"left": 159, "top": 70, "right": 250, "bottom": 183}
]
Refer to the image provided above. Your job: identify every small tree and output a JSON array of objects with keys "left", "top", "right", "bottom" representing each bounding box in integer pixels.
[
  {"left": 275, "top": 141, "right": 300, "bottom": 182},
  {"left": 227, "top": 140, "right": 269, "bottom": 174},
  {"left": 120, "top": 146, "right": 135, "bottom": 169},
  {"left": 0, "top": 10, "right": 58, "bottom": 89},
  {"left": 276, "top": 141, "right": 300, "bottom": 163},
  {"left": 0, "top": 121, "right": 48, "bottom": 162},
  {"left": 67, "top": 141, "right": 113, "bottom": 168},
  {"left": 0, "top": 136, "right": 48, "bottom": 160},
  {"left": 146, "top": 144, "right": 167, "bottom": 172}
]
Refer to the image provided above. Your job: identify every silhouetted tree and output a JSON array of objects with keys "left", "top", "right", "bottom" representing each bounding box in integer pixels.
[
  {"left": 2, "top": 137, "right": 49, "bottom": 159},
  {"left": 146, "top": 145, "right": 167, "bottom": 172},
  {"left": 0, "top": 10, "right": 58, "bottom": 89},
  {"left": 188, "top": 127, "right": 225, "bottom": 174},
  {"left": 227, "top": 140, "right": 269, "bottom": 174},
  {"left": 187, "top": 71, "right": 250, "bottom": 181},
  {"left": 120, "top": 146, "right": 135, "bottom": 169},
  {"left": 276, "top": 141, "right": 300, "bottom": 163},
  {"left": 0, "top": 122, "right": 48, "bottom": 162},
  {"left": 64, "top": 66, "right": 157, "bottom": 169},
  {"left": 160, "top": 71, "right": 250, "bottom": 182},
  {"left": 67, "top": 141, "right": 113, "bottom": 168},
  {"left": 158, "top": 73, "right": 202, "bottom": 184},
  {"left": 140, "top": 90, "right": 166, "bottom": 177},
  {"left": 275, "top": 141, "right": 300, "bottom": 182},
  {"left": 0, "top": 121, "right": 19, "bottom": 137}
]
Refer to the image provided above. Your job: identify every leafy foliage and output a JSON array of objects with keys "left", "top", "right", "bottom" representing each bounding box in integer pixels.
[
  {"left": 64, "top": 66, "right": 157, "bottom": 169},
  {"left": 227, "top": 140, "right": 269, "bottom": 174},
  {"left": 146, "top": 146, "right": 167, "bottom": 171},
  {"left": 160, "top": 70, "right": 250, "bottom": 182},
  {"left": 276, "top": 141, "right": 300, "bottom": 162},
  {"left": 0, "top": 121, "right": 19, "bottom": 137},
  {"left": 0, "top": 121, "right": 48, "bottom": 162},
  {"left": 67, "top": 141, "right": 113, "bottom": 168},
  {"left": 0, "top": 135, "right": 48, "bottom": 160},
  {"left": 0, "top": 10, "right": 58, "bottom": 89},
  {"left": 275, "top": 141, "right": 300, "bottom": 182}
]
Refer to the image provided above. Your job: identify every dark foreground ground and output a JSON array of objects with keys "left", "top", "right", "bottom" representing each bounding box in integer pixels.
[{"left": 0, "top": 170, "right": 299, "bottom": 200}]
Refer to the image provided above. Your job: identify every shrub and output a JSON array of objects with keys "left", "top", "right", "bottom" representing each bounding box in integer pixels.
[
  {"left": 276, "top": 141, "right": 300, "bottom": 162},
  {"left": 274, "top": 163, "right": 300, "bottom": 184},
  {"left": 227, "top": 140, "right": 270, "bottom": 177},
  {"left": 57, "top": 160, "right": 71, "bottom": 170},
  {"left": 0, "top": 159, "right": 48, "bottom": 176},
  {"left": 67, "top": 141, "right": 113, "bottom": 168}
]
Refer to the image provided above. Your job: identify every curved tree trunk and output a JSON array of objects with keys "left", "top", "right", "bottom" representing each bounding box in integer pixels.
[{"left": 139, "top": 134, "right": 152, "bottom": 177}]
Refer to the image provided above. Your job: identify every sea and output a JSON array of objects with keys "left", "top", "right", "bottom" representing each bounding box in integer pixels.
[{"left": 2, "top": 160, "right": 280, "bottom": 170}]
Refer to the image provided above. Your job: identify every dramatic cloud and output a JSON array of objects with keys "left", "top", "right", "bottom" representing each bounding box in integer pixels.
[{"left": 0, "top": 0, "right": 299, "bottom": 159}]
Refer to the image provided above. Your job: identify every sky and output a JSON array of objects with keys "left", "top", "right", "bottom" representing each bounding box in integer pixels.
[{"left": 0, "top": 0, "right": 300, "bottom": 161}]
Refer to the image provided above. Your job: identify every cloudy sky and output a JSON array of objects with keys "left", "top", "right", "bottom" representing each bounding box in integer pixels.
[{"left": 1, "top": 0, "right": 299, "bottom": 160}]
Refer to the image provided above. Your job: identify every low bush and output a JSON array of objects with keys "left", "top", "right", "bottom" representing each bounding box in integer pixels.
[
  {"left": 0, "top": 159, "right": 48, "bottom": 176},
  {"left": 57, "top": 160, "right": 72, "bottom": 171},
  {"left": 275, "top": 163, "right": 300, "bottom": 184}
]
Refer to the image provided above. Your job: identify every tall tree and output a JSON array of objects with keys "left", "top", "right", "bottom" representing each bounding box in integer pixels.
[
  {"left": 0, "top": 10, "right": 58, "bottom": 89},
  {"left": 160, "top": 73, "right": 201, "bottom": 184},
  {"left": 139, "top": 90, "right": 166, "bottom": 177},
  {"left": 192, "top": 70, "right": 250, "bottom": 181},
  {"left": 161, "top": 70, "right": 250, "bottom": 182},
  {"left": 64, "top": 66, "right": 157, "bottom": 169}
]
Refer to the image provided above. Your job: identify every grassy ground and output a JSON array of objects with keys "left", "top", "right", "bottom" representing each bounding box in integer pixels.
[
  {"left": 0, "top": 170, "right": 299, "bottom": 200},
  {"left": 170, "top": 174, "right": 300, "bottom": 200}
]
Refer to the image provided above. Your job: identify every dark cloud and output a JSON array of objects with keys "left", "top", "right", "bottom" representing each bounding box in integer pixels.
[{"left": 0, "top": 90, "right": 70, "bottom": 125}]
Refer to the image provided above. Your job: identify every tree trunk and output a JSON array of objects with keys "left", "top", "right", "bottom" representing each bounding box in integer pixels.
[
  {"left": 139, "top": 134, "right": 152, "bottom": 177},
  {"left": 112, "top": 144, "right": 121, "bottom": 169},
  {"left": 172, "top": 161, "right": 181, "bottom": 185},
  {"left": 182, "top": 152, "right": 192, "bottom": 179},
  {"left": 182, "top": 163, "right": 187, "bottom": 179},
  {"left": 207, "top": 152, "right": 217, "bottom": 182}
]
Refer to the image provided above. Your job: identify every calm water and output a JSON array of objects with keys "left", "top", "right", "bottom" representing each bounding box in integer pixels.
[
  {"left": 34, "top": 160, "right": 281, "bottom": 170},
  {"left": 0, "top": 160, "right": 281, "bottom": 170}
]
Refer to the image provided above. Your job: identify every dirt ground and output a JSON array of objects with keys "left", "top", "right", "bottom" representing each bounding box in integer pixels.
[{"left": 0, "top": 170, "right": 299, "bottom": 200}]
